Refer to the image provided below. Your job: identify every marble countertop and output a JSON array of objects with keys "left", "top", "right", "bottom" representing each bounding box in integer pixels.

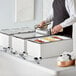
[{"left": 0, "top": 51, "right": 76, "bottom": 76}]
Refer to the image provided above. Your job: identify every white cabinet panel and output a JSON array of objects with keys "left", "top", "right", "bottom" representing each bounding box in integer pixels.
[{"left": 0, "top": 33, "right": 10, "bottom": 48}]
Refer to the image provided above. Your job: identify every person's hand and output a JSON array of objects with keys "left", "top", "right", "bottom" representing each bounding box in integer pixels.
[
  {"left": 37, "top": 21, "right": 46, "bottom": 28},
  {"left": 51, "top": 25, "right": 63, "bottom": 34}
]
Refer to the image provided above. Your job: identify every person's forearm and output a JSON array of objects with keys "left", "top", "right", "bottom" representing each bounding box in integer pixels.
[
  {"left": 61, "top": 0, "right": 76, "bottom": 28},
  {"left": 60, "top": 16, "right": 76, "bottom": 28}
]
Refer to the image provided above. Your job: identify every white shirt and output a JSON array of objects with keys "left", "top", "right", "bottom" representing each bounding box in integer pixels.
[{"left": 45, "top": 0, "right": 76, "bottom": 28}]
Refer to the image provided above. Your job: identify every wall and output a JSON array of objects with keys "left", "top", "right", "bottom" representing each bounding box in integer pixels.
[
  {"left": 43, "top": 0, "right": 52, "bottom": 20},
  {"left": 73, "top": 24, "right": 76, "bottom": 52},
  {"left": 0, "top": 0, "right": 43, "bottom": 29}
]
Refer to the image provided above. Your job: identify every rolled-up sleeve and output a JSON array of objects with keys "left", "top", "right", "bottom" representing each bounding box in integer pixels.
[{"left": 60, "top": 0, "right": 76, "bottom": 28}]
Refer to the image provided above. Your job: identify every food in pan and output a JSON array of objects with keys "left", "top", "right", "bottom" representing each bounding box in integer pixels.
[
  {"left": 34, "top": 39, "right": 44, "bottom": 43},
  {"left": 43, "top": 37, "right": 55, "bottom": 41},
  {"left": 34, "top": 35, "right": 68, "bottom": 43},
  {"left": 52, "top": 36, "right": 63, "bottom": 40}
]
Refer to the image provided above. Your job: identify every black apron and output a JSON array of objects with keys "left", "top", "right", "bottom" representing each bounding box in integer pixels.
[{"left": 53, "top": 0, "right": 72, "bottom": 38}]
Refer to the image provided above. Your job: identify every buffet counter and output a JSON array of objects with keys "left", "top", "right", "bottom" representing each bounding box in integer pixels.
[{"left": 0, "top": 51, "right": 75, "bottom": 76}]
